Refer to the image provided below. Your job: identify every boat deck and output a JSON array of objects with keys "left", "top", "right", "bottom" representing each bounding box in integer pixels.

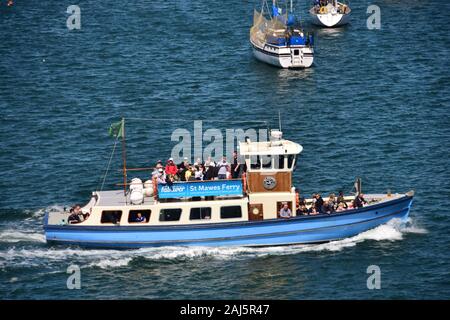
[{"left": 93, "top": 190, "right": 248, "bottom": 207}]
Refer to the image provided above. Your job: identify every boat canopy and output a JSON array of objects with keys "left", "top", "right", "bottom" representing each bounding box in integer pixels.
[{"left": 239, "top": 135, "right": 303, "bottom": 156}]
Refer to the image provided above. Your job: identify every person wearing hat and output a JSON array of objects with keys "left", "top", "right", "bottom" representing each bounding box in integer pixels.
[
  {"left": 178, "top": 157, "right": 189, "bottom": 172},
  {"left": 156, "top": 168, "right": 166, "bottom": 184},
  {"left": 152, "top": 160, "right": 163, "bottom": 178},
  {"left": 165, "top": 158, "right": 178, "bottom": 176}
]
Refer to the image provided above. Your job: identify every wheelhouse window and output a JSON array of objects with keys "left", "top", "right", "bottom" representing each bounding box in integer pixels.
[
  {"left": 250, "top": 156, "right": 261, "bottom": 169},
  {"left": 159, "top": 208, "right": 182, "bottom": 222},
  {"left": 101, "top": 210, "right": 122, "bottom": 224},
  {"left": 128, "top": 210, "right": 151, "bottom": 223},
  {"left": 220, "top": 206, "right": 242, "bottom": 219},
  {"left": 287, "top": 155, "right": 295, "bottom": 169},
  {"left": 190, "top": 207, "right": 212, "bottom": 220}
]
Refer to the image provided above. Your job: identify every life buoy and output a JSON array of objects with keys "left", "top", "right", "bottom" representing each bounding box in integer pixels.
[{"left": 319, "top": 6, "right": 327, "bottom": 14}]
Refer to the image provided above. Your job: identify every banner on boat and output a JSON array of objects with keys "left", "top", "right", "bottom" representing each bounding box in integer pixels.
[{"left": 157, "top": 180, "right": 243, "bottom": 199}]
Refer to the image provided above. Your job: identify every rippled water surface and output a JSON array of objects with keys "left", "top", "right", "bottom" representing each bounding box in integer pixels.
[{"left": 0, "top": 0, "right": 449, "bottom": 299}]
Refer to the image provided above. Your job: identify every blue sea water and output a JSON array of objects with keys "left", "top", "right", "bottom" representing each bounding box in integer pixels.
[{"left": 0, "top": 0, "right": 449, "bottom": 299}]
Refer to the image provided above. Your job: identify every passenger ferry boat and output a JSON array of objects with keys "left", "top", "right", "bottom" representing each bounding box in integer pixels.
[
  {"left": 309, "top": 0, "right": 351, "bottom": 28},
  {"left": 44, "top": 120, "right": 414, "bottom": 248},
  {"left": 250, "top": 0, "right": 314, "bottom": 68}
]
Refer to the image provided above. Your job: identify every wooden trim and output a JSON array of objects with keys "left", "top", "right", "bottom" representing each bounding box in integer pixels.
[
  {"left": 248, "top": 203, "right": 263, "bottom": 221},
  {"left": 247, "top": 171, "right": 292, "bottom": 193}
]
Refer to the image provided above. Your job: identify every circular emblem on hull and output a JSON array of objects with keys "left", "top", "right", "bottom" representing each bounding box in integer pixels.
[{"left": 263, "top": 176, "right": 277, "bottom": 190}]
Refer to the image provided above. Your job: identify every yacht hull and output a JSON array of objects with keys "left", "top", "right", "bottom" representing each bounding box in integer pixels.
[
  {"left": 310, "top": 12, "right": 350, "bottom": 27},
  {"left": 250, "top": 40, "right": 314, "bottom": 69}
]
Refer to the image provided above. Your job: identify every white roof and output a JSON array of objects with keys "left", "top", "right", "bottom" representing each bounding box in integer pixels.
[{"left": 239, "top": 139, "right": 303, "bottom": 156}]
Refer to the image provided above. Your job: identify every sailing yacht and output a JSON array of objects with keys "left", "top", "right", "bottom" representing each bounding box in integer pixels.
[
  {"left": 250, "top": 0, "right": 314, "bottom": 68},
  {"left": 309, "top": 0, "right": 351, "bottom": 27}
]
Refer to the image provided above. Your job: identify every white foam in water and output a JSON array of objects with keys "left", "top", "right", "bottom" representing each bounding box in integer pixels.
[
  {"left": 0, "top": 230, "right": 46, "bottom": 243},
  {"left": 0, "top": 217, "right": 427, "bottom": 270}
]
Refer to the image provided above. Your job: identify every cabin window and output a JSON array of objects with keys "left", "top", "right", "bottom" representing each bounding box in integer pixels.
[
  {"left": 250, "top": 156, "right": 261, "bottom": 169},
  {"left": 190, "top": 207, "right": 212, "bottom": 220},
  {"left": 294, "top": 49, "right": 300, "bottom": 56},
  {"left": 159, "top": 208, "right": 182, "bottom": 222},
  {"left": 276, "top": 155, "right": 285, "bottom": 169},
  {"left": 261, "top": 155, "right": 271, "bottom": 168},
  {"left": 287, "top": 155, "right": 295, "bottom": 169},
  {"left": 101, "top": 210, "right": 122, "bottom": 224},
  {"left": 128, "top": 210, "right": 151, "bottom": 223},
  {"left": 220, "top": 206, "right": 242, "bottom": 219}
]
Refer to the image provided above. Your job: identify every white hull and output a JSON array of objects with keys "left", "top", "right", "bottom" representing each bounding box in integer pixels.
[
  {"left": 309, "top": 8, "right": 351, "bottom": 28},
  {"left": 310, "top": 11, "right": 350, "bottom": 28},
  {"left": 250, "top": 39, "right": 314, "bottom": 69}
]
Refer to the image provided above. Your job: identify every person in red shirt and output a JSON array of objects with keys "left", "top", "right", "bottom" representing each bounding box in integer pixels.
[{"left": 165, "top": 158, "right": 178, "bottom": 177}]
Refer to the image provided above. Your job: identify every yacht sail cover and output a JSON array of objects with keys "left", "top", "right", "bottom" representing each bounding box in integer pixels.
[{"left": 250, "top": 10, "right": 288, "bottom": 47}]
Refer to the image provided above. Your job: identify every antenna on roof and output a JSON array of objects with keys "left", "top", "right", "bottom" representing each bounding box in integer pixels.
[{"left": 278, "top": 110, "right": 282, "bottom": 131}]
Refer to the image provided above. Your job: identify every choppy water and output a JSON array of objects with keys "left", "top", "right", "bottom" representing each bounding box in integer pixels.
[{"left": 1, "top": 0, "right": 449, "bottom": 299}]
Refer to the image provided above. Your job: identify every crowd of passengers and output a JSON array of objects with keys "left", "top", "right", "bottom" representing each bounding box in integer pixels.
[
  {"left": 151, "top": 151, "right": 247, "bottom": 185},
  {"left": 278, "top": 192, "right": 368, "bottom": 218}
]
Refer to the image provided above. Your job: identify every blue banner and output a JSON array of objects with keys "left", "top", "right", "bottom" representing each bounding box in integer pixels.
[{"left": 157, "top": 180, "right": 243, "bottom": 199}]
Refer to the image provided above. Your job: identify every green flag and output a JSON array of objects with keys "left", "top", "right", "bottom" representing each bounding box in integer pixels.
[{"left": 108, "top": 120, "right": 124, "bottom": 138}]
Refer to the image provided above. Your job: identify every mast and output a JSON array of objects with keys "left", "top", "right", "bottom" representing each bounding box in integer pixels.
[
  {"left": 121, "top": 117, "right": 127, "bottom": 196},
  {"left": 278, "top": 110, "right": 282, "bottom": 131}
]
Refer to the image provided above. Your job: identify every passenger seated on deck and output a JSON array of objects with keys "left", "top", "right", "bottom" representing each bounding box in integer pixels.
[
  {"left": 217, "top": 156, "right": 230, "bottom": 180},
  {"left": 134, "top": 212, "right": 146, "bottom": 223},
  {"left": 336, "top": 202, "right": 346, "bottom": 212},
  {"left": 337, "top": 191, "right": 348, "bottom": 209},
  {"left": 321, "top": 201, "right": 335, "bottom": 214},
  {"left": 152, "top": 160, "right": 163, "bottom": 178},
  {"left": 328, "top": 193, "right": 337, "bottom": 210},
  {"left": 279, "top": 203, "right": 292, "bottom": 218},
  {"left": 203, "top": 163, "right": 215, "bottom": 181},
  {"left": 178, "top": 157, "right": 189, "bottom": 171},
  {"left": 188, "top": 166, "right": 196, "bottom": 181},
  {"left": 353, "top": 193, "right": 367, "bottom": 209},
  {"left": 296, "top": 204, "right": 309, "bottom": 216},
  {"left": 179, "top": 162, "right": 190, "bottom": 181},
  {"left": 194, "top": 165, "right": 204, "bottom": 180},
  {"left": 68, "top": 207, "right": 80, "bottom": 224},
  {"left": 204, "top": 156, "right": 216, "bottom": 168},
  {"left": 165, "top": 158, "right": 178, "bottom": 176},
  {"left": 68, "top": 205, "right": 85, "bottom": 224},
  {"left": 315, "top": 193, "right": 324, "bottom": 213},
  {"left": 156, "top": 168, "right": 167, "bottom": 184}
]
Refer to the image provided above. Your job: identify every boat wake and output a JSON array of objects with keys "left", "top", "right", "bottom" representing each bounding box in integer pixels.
[{"left": 0, "top": 214, "right": 427, "bottom": 270}]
